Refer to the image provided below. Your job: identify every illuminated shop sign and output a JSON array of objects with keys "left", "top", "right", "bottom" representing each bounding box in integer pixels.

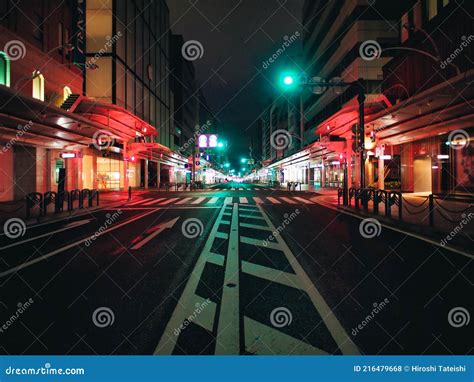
[{"left": 197, "top": 134, "right": 218, "bottom": 148}]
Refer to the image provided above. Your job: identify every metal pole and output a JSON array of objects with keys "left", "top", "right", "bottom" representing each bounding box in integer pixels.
[
  {"left": 343, "top": 159, "right": 348, "bottom": 205},
  {"left": 357, "top": 80, "right": 366, "bottom": 188},
  {"left": 299, "top": 92, "right": 304, "bottom": 150}
]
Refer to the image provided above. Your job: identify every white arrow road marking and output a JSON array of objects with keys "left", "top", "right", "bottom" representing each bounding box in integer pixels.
[
  {"left": 0, "top": 219, "right": 93, "bottom": 251},
  {"left": 130, "top": 217, "right": 180, "bottom": 250}
]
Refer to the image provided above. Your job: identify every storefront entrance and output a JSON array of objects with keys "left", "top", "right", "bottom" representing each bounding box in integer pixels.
[{"left": 413, "top": 157, "right": 432, "bottom": 193}]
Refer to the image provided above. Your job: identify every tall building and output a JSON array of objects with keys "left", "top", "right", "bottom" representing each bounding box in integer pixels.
[
  {"left": 262, "top": 0, "right": 407, "bottom": 188},
  {"left": 0, "top": 0, "right": 193, "bottom": 202},
  {"left": 169, "top": 33, "right": 198, "bottom": 158}
]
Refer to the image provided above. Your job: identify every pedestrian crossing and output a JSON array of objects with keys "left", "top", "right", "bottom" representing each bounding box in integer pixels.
[
  {"left": 122, "top": 196, "right": 317, "bottom": 208},
  {"left": 207, "top": 187, "right": 279, "bottom": 191}
]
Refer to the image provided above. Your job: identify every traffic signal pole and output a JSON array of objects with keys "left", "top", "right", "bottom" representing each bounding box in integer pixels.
[{"left": 294, "top": 76, "right": 366, "bottom": 205}]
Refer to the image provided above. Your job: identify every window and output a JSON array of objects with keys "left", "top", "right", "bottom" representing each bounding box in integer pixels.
[
  {"left": 426, "top": 0, "right": 437, "bottom": 20},
  {"left": 32, "top": 71, "right": 45, "bottom": 101},
  {"left": 63, "top": 86, "right": 72, "bottom": 101},
  {"left": 0, "top": 52, "right": 10, "bottom": 87},
  {"left": 58, "top": 22, "right": 63, "bottom": 53}
]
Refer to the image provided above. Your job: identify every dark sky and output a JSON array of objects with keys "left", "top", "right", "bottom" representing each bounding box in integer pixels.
[{"left": 168, "top": 0, "right": 304, "bottom": 167}]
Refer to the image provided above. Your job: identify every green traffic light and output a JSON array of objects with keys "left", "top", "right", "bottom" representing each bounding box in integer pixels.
[
  {"left": 217, "top": 142, "right": 224, "bottom": 148},
  {"left": 224, "top": 162, "right": 230, "bottom": 168},
  {"left": 240, "top": 158, "right": 247, "bottom": 163},
  {"left": 279, "top": 71, "right": 298, "bottom": 91}
]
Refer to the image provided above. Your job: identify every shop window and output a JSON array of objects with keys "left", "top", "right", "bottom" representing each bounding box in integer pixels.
[
  {"left": 32, "top": 71, "right": 45, "bottom": 101},
  {"left": 63, "top": 86, "right": 72, "bottom": 101},
  {"left": 0, "top": 52, "right": 10, "bottom": 87},
  {"left": 425, "top": 0, "right": 437, "bottom": 20}
]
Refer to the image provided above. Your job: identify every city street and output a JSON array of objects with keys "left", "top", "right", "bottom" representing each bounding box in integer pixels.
[{"left": 1, "top": 184, "right": 471, "bottom": 355}]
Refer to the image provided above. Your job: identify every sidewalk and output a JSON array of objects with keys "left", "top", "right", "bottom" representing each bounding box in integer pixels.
[
  {"left": 314, "top": 190, "right": 473, "bottom": 256},
  {"left": 0, "top": 191, "right": 131, "bottom": 226}
]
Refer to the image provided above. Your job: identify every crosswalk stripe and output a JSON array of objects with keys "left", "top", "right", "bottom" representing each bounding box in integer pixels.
[
  {"left": 224, "top": 197, "right": 233, "bottom": 204},
  {"left": 266, "top": 197, "right": 281, "bottom": 204},
  {"left": 191, "top": 197, "right": 206, "bottom": 205},
  {"left": 159, "top": 197, "right": 179, "bottom": 205},
  {"left": 175, "top": 197, "right": 192, "bottom": 205},
  {"left": 280, "top": 197, "right": 298, "bottom": 204},
  {"left": 253, "top": 197, "right": 264, "bottom": 204},
  {"left": 239, "top": 197, "right": 248, "bottom": 204},
  {"left": 207, "top": 197, "right": 219, "bottom": 204},
  {"left": 293, "top": 196, "right": 314, "bottom": 204},
  {"left": 141, "top": 198, "right": 166, "bottom": 206},
  {"left": 128, "top": 198, "right": 154, "bottom": 206}
]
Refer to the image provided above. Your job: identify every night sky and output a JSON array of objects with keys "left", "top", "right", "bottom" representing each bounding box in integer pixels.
[{"left": 168, "top": 0, "right": 304, "bottom": 166}]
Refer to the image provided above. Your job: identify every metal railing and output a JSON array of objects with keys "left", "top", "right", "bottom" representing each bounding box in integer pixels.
[
  {"left": 26, "top": 189, "right": 99, "bottom": 219},
  {"left": 339, "top": 187, "right": 473, "bottom": 227}
]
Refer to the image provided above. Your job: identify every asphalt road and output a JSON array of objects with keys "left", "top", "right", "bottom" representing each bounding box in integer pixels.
[{"left": 0, "top": 183, "right": 471, "bottom": 355}]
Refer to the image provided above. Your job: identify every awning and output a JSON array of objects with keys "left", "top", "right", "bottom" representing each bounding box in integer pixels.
[
  {"left": 73, "top": 98, "right": 157, "bottom": 139},
  {"left": 367, "top": 69, "right": 474, "bottom": 145}
]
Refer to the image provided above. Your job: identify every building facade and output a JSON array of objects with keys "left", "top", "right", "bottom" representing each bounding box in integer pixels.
[
  {"left": 0, "top": 0, "right": 204, "bottom": 202},
  {"left": 259, "top": 0, "right": 473, "bottom": 196}
]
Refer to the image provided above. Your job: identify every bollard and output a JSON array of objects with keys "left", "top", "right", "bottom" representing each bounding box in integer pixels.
[{"left": 128, "top": 186, "right": 132, "bottom": 201}]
